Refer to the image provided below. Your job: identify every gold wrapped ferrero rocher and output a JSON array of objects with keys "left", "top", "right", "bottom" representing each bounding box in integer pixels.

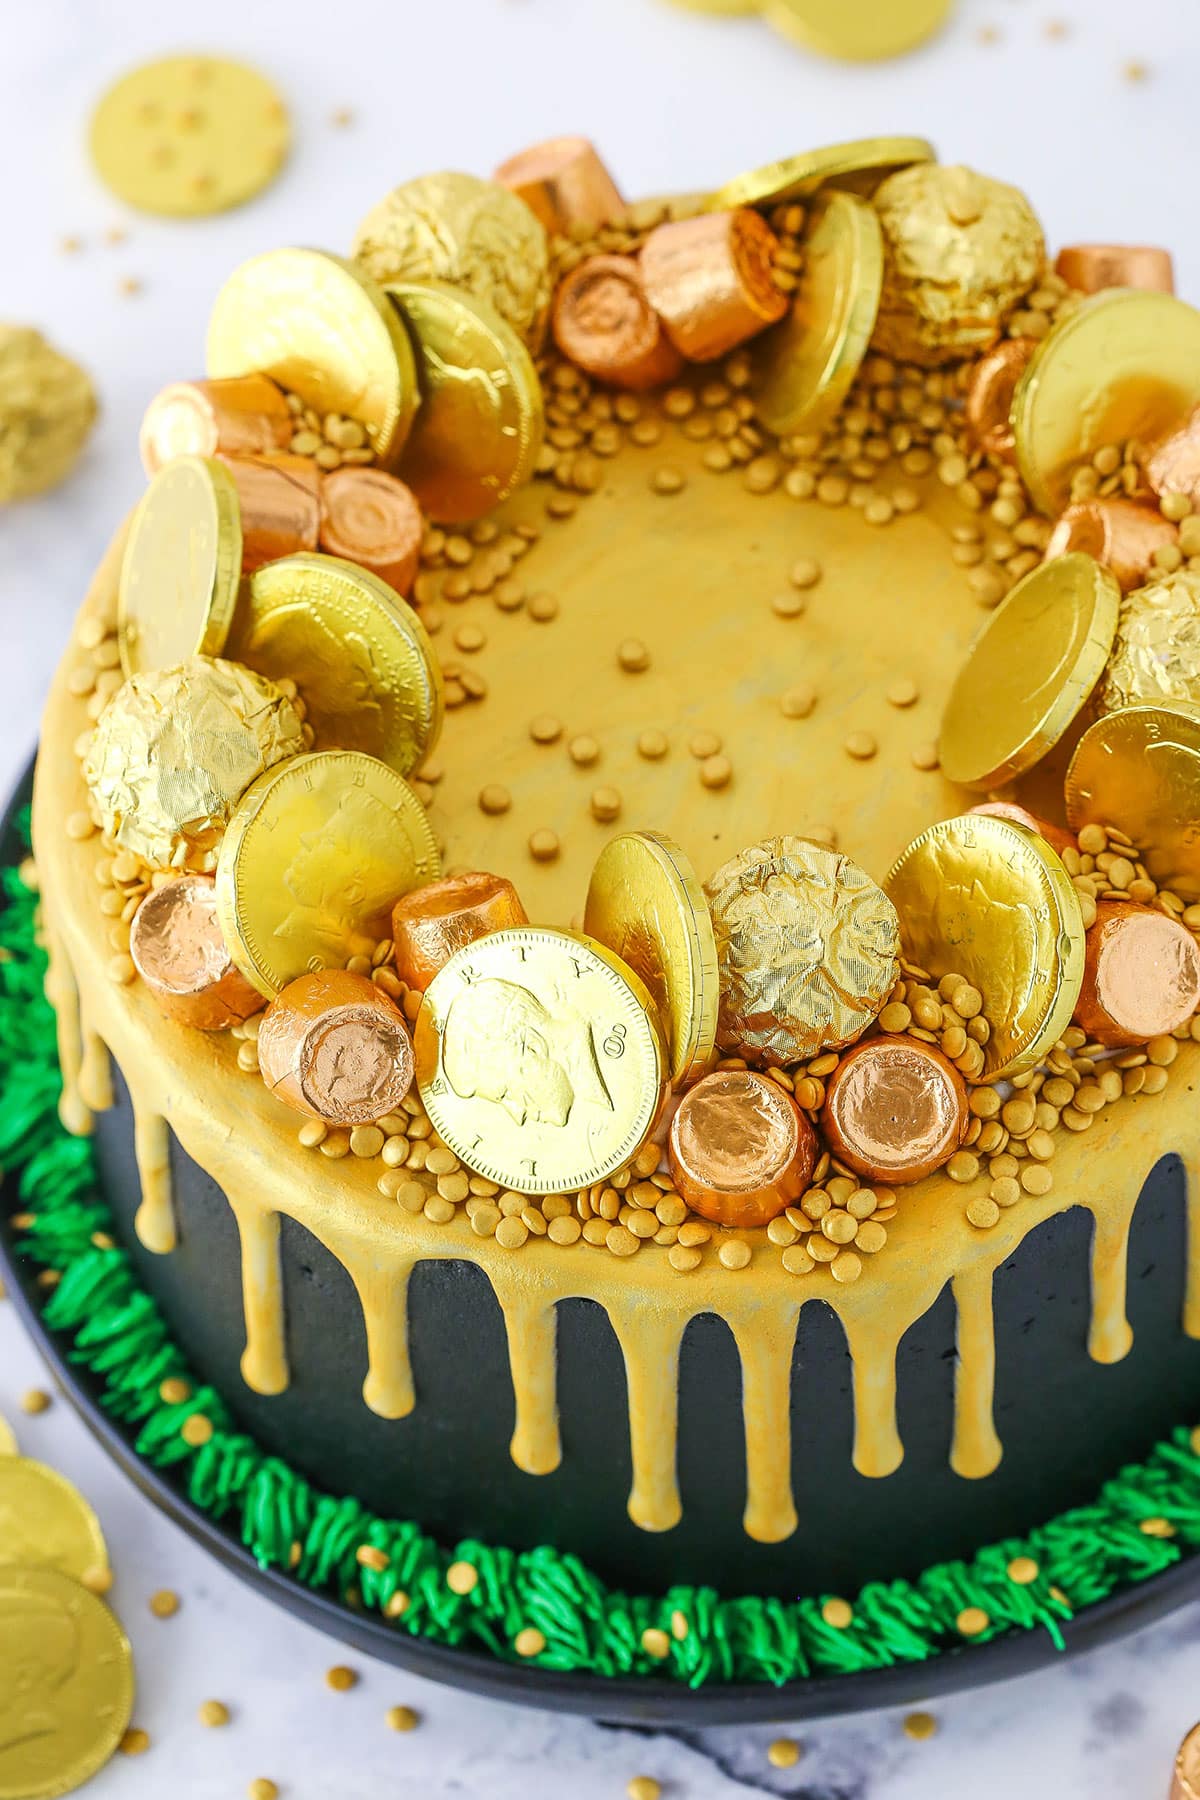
[
  {"left": 704, "top": 837, "right": 900, "bottom": 1065},
  {"left": 0, "top": 325, "right": 97, "bottom": 502},
  {"left": 83, "top": 657, "right": 303, "bottom": 868},
  {"left": 1100, "top": 568, "right": 1200, "bottom": 714},
  {"left": 870, "top": 164, "right": 1044, "bottom": 366}
]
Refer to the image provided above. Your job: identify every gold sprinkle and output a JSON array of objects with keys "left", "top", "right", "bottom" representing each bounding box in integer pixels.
[
  {"left": 326, "top": 1664, "right": 358, "bottom": 1691},
  {"left": 568, "top": 734, "right": 600, "bottom": 766},
  {"left": 640, "top": 1626, "right": 671, "bottom": 1659},
  {"left": 514, "top": 1626, "right": 547, "bottom": 1657},
  {"left": 1139, "top": 1515, "right": 1176, "bottom": 1538},
  {"left": 385, "top": 1704, "right": 420, "bottom": 1731},
  {"left": 1122, "top": 59, "right": 1150, "bottom": 82},
  {"left": 248, "top": 1782, "right": 278, "bottom": 1800},
  {"left": 821, "top": 1597, "right": 853, "bottom": 1629},
  {"left": 771, "top": 590, "right": 806, "bottom": 619},
  {"left": 780, "top": 682, "right": 817, "bottom": 719},
  {"left": 199, "top": 1699, "right": 230, "bottom": 1727},
  {"left": 844, "top": 731, "right": 877, "bottom": 761},
  {"left": 80, "top": 1564, "right": 114, "bottom": 1595},
  {"left": 447, "top": 1559, "right": 478, "bottom": 1596},
  {"left": 60, "top": 234, "right": 84, "bottom": 254},
  {"left": 105, "top": 226, "right": 127, "bottom": 246},
  {"left": 591, "top": 785, "right": 622, "bottom": 822},
  {"left": 478, "top": 784, "right": 511, "bottom": 815},
  {"left": 911, "top": 742, "right": 939, "bottom": 771},
  {"left": 529, "top": 713, "right": 563, "bottom": 745},
  {"left": 617, "top": 637, "right": 650, "bottom": 673},
  {"left": 528, "top": 829, "right": 560, "bottom": 863},
  {"left": 700, "top": 753, "right": 732, "bottom": 790},
  {"left": 689, "top": 730, "right": 722, "bottom": 760},
  {"left": 149, "top": 1589, "right": 180, "bottom": 1619},
  {"left": 119, "top": 1728, "right": 151, "bottom": 1756},
  {"left": 976, "top": 23, "right": 1000, "bottom": 43},
  {"left": 789, "top": 555, "right": 822, "bottom": 589},
  {"left": 627, "top": 1780, "right": 661, "bottom": 1800},
  {"left": 181, "top": 1413, "right": 214, "bottom": 1447},
  {"left": 384, "top": 1590, "right": 410, "bottom": 1619},
  {"left": 956, "top": 1605, "right": 990, "bottom": 1637},
  {"left": 767, "top": 1736, "right": 802, "bottom": 1768},
  {"left": 1007, "top": 1555, "right": 1039, "bottom": 1585},
  {"left": 903, "top": 1710, "right": 938, "bottom": 1741},
  {"left": 356, "top": 1544, "right": 389, "bottom": 1572},
  {"left": 330, "top": 106, "right": 355, "bottom": 128},
  {"left": 652, "top": 465, "right": 686, "bottom": 495},
  {"left": 886, "top": 676, "right": 919, "bottom": 708},
  {"left": 528, "top": 591, "right": 559, "bottom": 622},
  {"left": 118, "top": 276, "right": 143, "bottom": 297},
  {"left": 1044, "top": 18, "right": 1069, "bottom": 38},
  {"left": 637, "top": 728, "right": 669, "bottom": 760},
  {"left": 20, "top": 1388, "right": 51, "bottom": 1415}
]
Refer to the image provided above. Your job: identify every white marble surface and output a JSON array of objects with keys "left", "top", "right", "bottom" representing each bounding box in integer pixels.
[{"left": 5, "top": 0, "right": 1200, "bottom": 1792}]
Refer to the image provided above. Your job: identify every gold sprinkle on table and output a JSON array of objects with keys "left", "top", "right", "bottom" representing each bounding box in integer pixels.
[
  {"left": 20, "top": 1387, "right": 52, "bottom": 1415},
  {"left": 627, "top": 1779, "right": 660, "bottom": 1800},
  {"left": 119, "top": 1728, "right": 150, "bottom": 1756},
  {"left": 386, "top": 1704, "right": 420, "bottom": 1731},
  {"left": 199, "top": 1699, "right": 231, "bottom": 1727},
  {"left": 326, "top": 1664, "right": 358, "bottom": 1690},
  {"left": 903, "top": 1710, "right": 938, "bottom": 1741},
  {"left": 767, "top": 1736, "right": 802, "bottom": 1768},
  {"left": 149, "top": 1588, "right": 180, "bottom": 1618},
  {"left": 248, "top": 1781, "right": 279, "bottom": 1800}
]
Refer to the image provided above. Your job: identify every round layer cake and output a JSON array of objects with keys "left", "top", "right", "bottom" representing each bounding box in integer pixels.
[{"left": 22, "top": 138, "right": 1200, "bottom": 1679}]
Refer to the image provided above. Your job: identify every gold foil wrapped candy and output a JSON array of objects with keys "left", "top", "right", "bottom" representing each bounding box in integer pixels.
[
  {"left": 704, "top": 836, "right": 900, "bottom": 1065},
  {"left": 1100, "top": 569, "right": 1200, "bottom": 714},
  {"left": 83, "top": 657, "right": 304, "bottom": 868},
  {"left": 0, "top": 325, "right": 97, "bottom": 502},
  {"left": 870, "top": 164, "right": 1044, "bottom": 366}
]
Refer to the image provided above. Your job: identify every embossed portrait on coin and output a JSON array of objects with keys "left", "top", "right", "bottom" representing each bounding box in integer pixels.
[
  {"left": 244, "top": 603, "right": 386, "bottom": 740},
  {"left": 930, "top": 877, "right": 1036, "bottom": 1025},
  {"left": 441, "top": 978, "right": 614, "bottom": 1128},
  {"left": 0, "top": 1589, "right": 79, "bottom": 1752},
  {"left": 274, "top": 787, "right": 395, "bottom": 963}
]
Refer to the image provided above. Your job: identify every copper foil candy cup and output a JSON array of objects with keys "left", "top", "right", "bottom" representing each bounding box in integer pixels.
[
  {"left": 319, "top": 466, "right": 424, "bottom": 596},
  {"left": 552, "top": 254, "right": 684, "bottom": 390},
  {"left": 391, "top": 871, "right": 529, "bottom": 993},
  {"left": 1074, "top": 901, "right": 1200, "bottom": 1048},
  {"left": 1055, "top": 243, "right": 1175, "bottom": 295},
  {"left": 639, "top": 208, "right": 787, "bottom": 363},
  {"left": 223, "top": 454, "right": 322, "bottom": 570},
  {"left": 129, "top": 874, "right": 262, "bottom": 1030},
  {"left": 821, "top": 1037, "right": 969, "bottom": 1185},
  {"left": 964, "top": 336, "right": 1035, "bottom": 463},
  {"left": 494, "top": 136, "right": 624, "bottom": 235},
  {"left": 1146, "top": 405, "right": 1200, "bottom": 511},
  {"left": 257, "top": 968, "right": 414, "bottom": 1123},
  {"left": 668, "top": 1068, "right": 817, "bottom": 1228},
  {"left": 140, "top": 375, "right": 292, "bottom": 476},
  {"left": 1044, "top": 498, "right": 1178, "bottom": 594}
]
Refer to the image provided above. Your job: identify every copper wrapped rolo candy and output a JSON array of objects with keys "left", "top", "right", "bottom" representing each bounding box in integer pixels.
[
  {"left": 318, "top": 466, "right": 424, "bottom": 597},
  {"left": 493, "top": 136, "right": 624, "bottom": 235},
  {"left": 140, "top": 375, "right": 293, "bottom": 476},
  {"left": 129, "top": 874, "right": 262, "bottom": 1030},
  {"left": 967, "top": 801, "right": 1075, "bottom": 857},
  {"left": 638, "top": 209, "right": 787, "bottom": 363},
  {"left": 820, "top": 1037, "right": 969, "bottom": 1185},
  {"left": 1146, "top": 405, "right": 1200, "bottom": 511},
  {"left": 391, "top": 871, "right": 529, "bottom": 993},
  {"left": 668, "top": 1068, "right": 817, "bottom": 1228},
  {"left": 964, "top": 337, "right": 1035, "bottom": 462},
  {"left": 1054, "top": 243, "right": 1175, "bottom": 296},
  {"left": 1074, "top": 901, "right": 1200, "bottom": 1048},
  {"left": 1044, "top": 498, "right": 1178, "bottom": 596},
  {"left": 257, "top": 968, "right": 414, "bottom": 1124},
  {"left": 552, "top": 254, "right": 683, "bottom": 390},
  {"left": 223, "top": 454, "right": 321, "bottom": 570}
]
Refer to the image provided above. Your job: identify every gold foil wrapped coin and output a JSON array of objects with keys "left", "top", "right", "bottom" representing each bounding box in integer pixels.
[
  {"left": 639, "top": 209, "right": 787, "bottom": 362},
  {"left": 83, "top": 657, "right": 303, "bottom": 868},
  {"left": 704, "top": 836, "right": 900, "bottom": 1065},
  {"left": 414, "top": 927, "right": 667, "bottom": 1195},
  {"left": 872, "top": 164, "right": 1044, "bottom": 366},
  {"left": 118, "top": 456, "right": 243, "bottom": 677},
  {"left": 938, "top": 552, "right": 1120, "bottom": 789},
  {"left": 668, "top": 1068, "right": 817, "bottom": 1228},
  {"left": 318, "top": 466, "right": 424, "bottom": 596},
  {"left": 885, "top": 813, "right": 1085, "bottom": 1082},
  {"left": 0, "top": 1566, "right": 133, "bottom": 1800},
  {"left": 258, "top": 969, "right": 414, "bottom": 1123},
  {"left": 552, "top": 255, "right": 684, "bottom": 391},
  {"left": 709, "top": 135, "right": 934, "bottom": 211},
  {"left": 353, "top": 171, "right": 552, "bottom": 350},
  {"left": 206, "top": 249, "right": 418, "bottom": 466},
  {"left": 1055, "top": 243, "right": 1174, "bottom": 296},
  {"left": 0, "top": 1458, "right": 110, "bottom": 1586},
  {"left": 216, "top": 749, "right": 439, "bottom": 997},
  {"left": 224, "top": 454, "right": 322, "bottom": 571},
  {"left": 392, "top": 872, "right": 529, "bottom": 994},
  {"left": 139, "top": 375, "right": 292, "bottom": 476},
  {"left": 1100, "top": 568, "right": 1200, "bottom": 713},
  {"left": 1044, "top": 499, "right": 1178, "bottom": 597},
  {"left": 753, "top": 189, "right": 883, "bottom": 438},
  {"left": 227, "top": 551, "right": 443, "bottom": 777},
  {"left": 494, "top": 136, "right": 624, "bottom": 235},
  {"left": 762, "top": 0, "right": 952, "bottom": 60},
  {"left": 1066, "top": 701, "right": 1200, "bottom": 904},
  {"left": 1075, "top": 901, "right": 1200, "bottom": 1049},
  {"left": 387, "top": 280, "right": 544, "bottom": 523},
  {"left": 584, "top": 830, "right": 719, "bottom": 1088},
  {"left": 1012, "top": 290, "right": 1200, "bottom": 516},
  {"left": 130, "top": 874, "right": 263, "bottom": 1030},
  {"left": 821, "top": 1037, "right": 968, "bottom": 1184},
  {"left": 0, "top": 325, "right": 97, "bottom": 504}
]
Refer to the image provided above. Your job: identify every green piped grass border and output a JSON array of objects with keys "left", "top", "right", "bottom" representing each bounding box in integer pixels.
[{"left": 5, "top": 818, "right": 1200, "bottom": 1689}]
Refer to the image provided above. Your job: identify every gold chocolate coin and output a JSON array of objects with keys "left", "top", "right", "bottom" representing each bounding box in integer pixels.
[
  {"left": 885, "top": 814, "right": 1085, "bottom": 1081},
  {"left": 89, "top": 55, "right": 289, "bottom": 217},
  {"left": 938, "top": 552, "right": 1121, "bottom": 790},
  {"left": 0, "top": 1459, "right": 109, "bottom": 1586},
  {"left": 0, "top": 1565, "right": 133, "bottom": 1800},
  {"left": 1066, "top": 700, "right": 1200, "bottom": 903},
  {"left": 1012, "top": 290, "right": 1200, "bottom": 515},
  {"left": 762, "top": 0, "right": 951, "bottom": 59},
  {"left": 753, "top": 190, "right": 884, "bottom": 439},
  {"left": 117, "top": 456, "right": 242, "bottom": 678},
  {"left": 583, "top": 829, "right": 719, "bottom": 1087},
  {"left": 206, "top": 249, "right": 418, "bottom": 465},
  {"left": 414, "top": 928, "right": 667, "bottom": 1195},
  {"left": 217, "top": 749, "right": 439, "bottom": 997},
  {"left": 710, "top": 135, "right": 934, "bottom": 211},
  {"left": 386, "top": 280, "right": 544, "bottom": 523},
  {"left": 0, "top": 1419, "right": 15, "bottom": 1458},
  {"left": 228, "top": 551, "right": 443, "bottom": 776}
]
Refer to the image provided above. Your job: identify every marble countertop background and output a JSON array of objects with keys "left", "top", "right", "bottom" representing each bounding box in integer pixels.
[{"left": 4, "top": 0, "right": 1200, "bottom": 1792}]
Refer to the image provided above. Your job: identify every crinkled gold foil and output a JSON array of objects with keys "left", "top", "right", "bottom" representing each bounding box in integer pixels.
[
  {"left": 704, "top": 836, "right": 900, "bottom": 1065},
  {"left": 871, "top": 164, "right": 1045, "bottom": 366},
  {"left": 1100, "top": 568, "right": 1200, "bottom": 713},
  {"left": 0, "top": 325, "right": 97, "bottom": 502},
  {"left": 83, "top": 657, "right": 303, "bottom": 868}
]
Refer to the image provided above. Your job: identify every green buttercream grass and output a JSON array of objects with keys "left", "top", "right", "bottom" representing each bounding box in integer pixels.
[{"left": 3, "top": 812, "right": 1200, "bottom": 1686}]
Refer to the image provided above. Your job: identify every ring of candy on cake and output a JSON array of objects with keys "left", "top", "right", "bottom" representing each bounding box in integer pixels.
[{"left": 22, "top": 130, "right": 1200, "bottom": 1655}]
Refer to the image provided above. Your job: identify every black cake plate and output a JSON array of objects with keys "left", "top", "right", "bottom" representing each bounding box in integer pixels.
[{"left": 6, "top": 757, "right": 1200, "bottom": 1725}]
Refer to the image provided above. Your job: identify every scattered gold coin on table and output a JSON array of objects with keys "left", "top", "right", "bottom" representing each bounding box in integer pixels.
[
  {"left": 0, "top": 326, "right": 97, "bottom": 504},
  {"left": 583, "top": 830, "right": 719, "bottom": 1088},
  {"left": 118, "top": 455, "right": 242, "bottom": 678},
  {"left": 89, "top": 55, "right": 290, "bottom": 217},
  {"left": 386, "top": 280, "right": 545, "bottom": 524},
  {"left": 0, "top": 1455, "right": 110, "bottom": 1588},
  {"left": 217, "top": 749, "right": 440, "bottom": 997},
  {"left": 206, "top": 248, "right": 419, "bottom": 466},
  {"left": 938, "top": 551, "right": 1121, "bottom": 790},
  {"left": 761, "top": 0, "right": 953, "bottom": 59},
  {"left": 414, "top": 928, "right": 668, "bottom": 1195},
  {"left": 227, "top": 550, "right": 444, "bottom": 775},
  {"left": 0, "top": 1565, "right": 134, "bottom": 1800},
  {"left": 1067, "top": 700, "right": 1200, "bottom": 904},
  {"left": 1012, "top": 289, "right": 1200, "bottom": 515},
  {"left": 752, "top": 190, "right": 883, "bottom": 439},
  {"left": 710, "top": 135, "right": 935, "bottom": 211},
  {"left": 885, "top": 813, "right": 1085, "bottom": 1082}
]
